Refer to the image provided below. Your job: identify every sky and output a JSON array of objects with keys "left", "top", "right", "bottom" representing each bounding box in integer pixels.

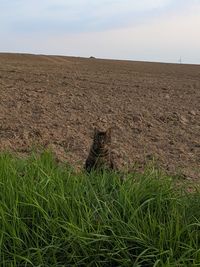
[{"left": 0, "top": 0, "right": 200, "bottom": 64}]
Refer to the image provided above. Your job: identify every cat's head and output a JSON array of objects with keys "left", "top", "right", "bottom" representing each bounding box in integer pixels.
[{"left": 93, "top": 128, "right": 111, "bottom": 148}]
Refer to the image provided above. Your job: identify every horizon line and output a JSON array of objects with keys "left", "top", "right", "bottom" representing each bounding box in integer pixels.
[{"left": 0, "top": 51, "right": 199, "bottom": 66}]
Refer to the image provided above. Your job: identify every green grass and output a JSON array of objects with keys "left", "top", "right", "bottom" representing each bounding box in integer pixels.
[{"left": 0, "top": 151, "right": 200, "bottom": 266}]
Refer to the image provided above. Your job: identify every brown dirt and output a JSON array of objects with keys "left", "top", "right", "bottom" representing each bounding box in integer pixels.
[{"left": 0, "top": 53, "right": 199, "bottom": 179}]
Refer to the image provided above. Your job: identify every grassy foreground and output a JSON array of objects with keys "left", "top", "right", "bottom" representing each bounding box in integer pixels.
[{"left": 0, "top": 151, "right": 200, "bottom": 266}]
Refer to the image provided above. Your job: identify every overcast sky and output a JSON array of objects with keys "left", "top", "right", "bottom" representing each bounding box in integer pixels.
[{"left": 0, "top": 0, "right": 200, "bottom": 64}]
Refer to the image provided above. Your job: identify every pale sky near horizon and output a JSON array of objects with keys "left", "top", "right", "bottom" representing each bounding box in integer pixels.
[{"left": 0, "top": 0, "right": 200, "bottom": 64}]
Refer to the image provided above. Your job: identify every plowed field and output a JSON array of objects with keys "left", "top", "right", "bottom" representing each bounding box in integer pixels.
[{"left": 0, "top": 53, "right": 199, "bottom": 179}]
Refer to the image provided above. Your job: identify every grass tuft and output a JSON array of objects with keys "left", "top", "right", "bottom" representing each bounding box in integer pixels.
[{"left": 0, "top": 151, "right": 199, "bottom": 266}]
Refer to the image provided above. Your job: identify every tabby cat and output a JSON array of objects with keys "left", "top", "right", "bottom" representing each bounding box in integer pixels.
[{"left": 85, "top": 128, "right": 114, "bottom": 173}]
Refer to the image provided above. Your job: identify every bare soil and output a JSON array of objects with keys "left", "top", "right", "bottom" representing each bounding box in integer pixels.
[{"left": 0, "top": 53, "right": 199, "bottom": 179}]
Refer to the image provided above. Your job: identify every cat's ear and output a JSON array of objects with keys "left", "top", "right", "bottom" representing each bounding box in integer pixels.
[{"left": 94, "top": 127, "right": 99, "bottom": 137}]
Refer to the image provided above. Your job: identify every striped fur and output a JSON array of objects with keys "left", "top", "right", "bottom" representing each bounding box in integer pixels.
[{"left": 85, "top": 128, "right": 114, "bottom": 173}]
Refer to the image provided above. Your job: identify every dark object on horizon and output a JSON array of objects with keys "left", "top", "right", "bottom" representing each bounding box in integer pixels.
[
  {"left": 89, "top": 56, "right": 96, "bottom": 59},
  {"left": 85, "top": 128, "right": 114, "bottom": 173}
]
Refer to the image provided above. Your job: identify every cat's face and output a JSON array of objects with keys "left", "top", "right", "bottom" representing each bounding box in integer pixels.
[{"left": 94, "top": 128, "right": 111, "bottom": 148}]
